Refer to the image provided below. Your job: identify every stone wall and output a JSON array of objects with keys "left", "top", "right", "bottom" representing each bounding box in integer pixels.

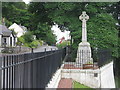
[
  {"left": 100, "top": 61, "right": 115, "bottom": 88},
  {"left": 61, "top": 68, "right": 100, "bottom": 88},
  {"left": 61, "top": 61, "right": 115, "bottom": 88},
  {"left": 46, "top": 64, "right": 64, "bottom": 88},
  {"left": 46, "top": 61, "right": 115, "bottom": 88}
]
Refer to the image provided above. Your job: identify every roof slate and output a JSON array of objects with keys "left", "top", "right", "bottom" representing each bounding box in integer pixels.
[{"left": 0, "top": 24, "right": 11, "bottom": 36}]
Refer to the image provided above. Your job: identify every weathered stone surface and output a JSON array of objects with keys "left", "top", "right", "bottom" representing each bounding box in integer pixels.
[
  {"left": 76, "top": 42, "right": 93, "bottom": 67},
  {"left": 76, "top": 11, "right": 93, "bottom": 67},
  {"left": 62, "top": 62, "right": 115, "bottom": 88}
]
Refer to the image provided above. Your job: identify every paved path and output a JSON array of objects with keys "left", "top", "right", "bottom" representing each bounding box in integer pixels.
[
  {"left": 24, "top": 45, "right": 58, "bottom": 53},
  {"left": 33, "top": 45, "right": 58, "bottom": 52},
  {"left": 57, "top": 78, "right": 73, "bottom": 88}
]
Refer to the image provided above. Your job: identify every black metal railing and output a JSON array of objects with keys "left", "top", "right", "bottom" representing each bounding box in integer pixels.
[
  {"left": 0, "top": 48, "right": 66, "bottom": 89},
  {"left": 114, "top": 58, "right": 120, "bottom": 88},
  {"left": 63, "top": 47, "right": 112, "bottom": 69},
  {"left": 93, "top": 49, "right": 112, "bottom": 67}
]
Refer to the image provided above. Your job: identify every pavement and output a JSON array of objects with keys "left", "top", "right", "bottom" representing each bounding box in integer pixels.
[
  {"left": 33, "top": 45, "right": 58, "bottom": 52},
  {"left": 57, "top": 78, "right": 73, "bottom": 88}
]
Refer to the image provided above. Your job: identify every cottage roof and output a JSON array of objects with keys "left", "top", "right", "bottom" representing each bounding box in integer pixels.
[{"left": 0, "top": 25, "right": 11, "bottom": 36}]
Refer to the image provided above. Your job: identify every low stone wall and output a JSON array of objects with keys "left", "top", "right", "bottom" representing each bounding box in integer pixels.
[
  {"left": 46, "top": 61, "right": 115, "bottom": 88},
  {"left": 61, "top": 61, "right": 115, "bottom": 88},
  {"left": 12, "top": 46, "right": 30, "bottom": 53},
  {"left": 0, "top": 48, "right": 4, "bottom": 53},
  {"left": 61, "top": 68, "right": 100, "bottom": 88},
  {"left": 100, "top": 61, "right": 115, "bottom": 88},
  {"left": 46, "top": 64, "right": 64, "bottom": 88}
]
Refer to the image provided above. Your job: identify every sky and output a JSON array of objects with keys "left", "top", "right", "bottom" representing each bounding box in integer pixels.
[
  {"left": 51, "top": 25, "right": 71, "bottom": 41},
  {"left": 22, "top": 0, "right": 31, "bottom": 4}
]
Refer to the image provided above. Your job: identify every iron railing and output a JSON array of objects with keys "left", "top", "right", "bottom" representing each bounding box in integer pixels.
[
  {"left": 93, "top": 49, "right": 112, "bottom": 67},
  {"left": 0, "top": 48, "right": 66, "bottom": 89},
  {"left": 64, "top": 46, "right": 112, "bottom": 69},
  {"left": 114, "top": 58, "right": 120, "bottom": 88}
]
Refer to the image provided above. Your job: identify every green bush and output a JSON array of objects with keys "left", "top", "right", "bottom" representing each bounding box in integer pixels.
[{"left": 57, "top": 41, "right": 70, "bottom": 49}]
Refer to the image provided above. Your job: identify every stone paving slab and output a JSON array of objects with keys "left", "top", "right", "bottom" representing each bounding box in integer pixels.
[{"left": 57, "top": 78, "right": 72, "bottom": 88}]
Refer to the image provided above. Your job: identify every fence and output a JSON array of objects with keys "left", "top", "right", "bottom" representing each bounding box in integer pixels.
[
  {"left": 64, "top": 46, "right": 112, "bottom": 69},
  {"left": 0, "top": 47, "right": 66, "bottom": 89},
  {"left": 93, "top": 49, "right": 112, "bottom": 67},
  {"left": 114, "top": 58, "right": 120, "bottom": 88}
]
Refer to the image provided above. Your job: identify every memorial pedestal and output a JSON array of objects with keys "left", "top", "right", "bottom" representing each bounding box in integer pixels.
[
  {"left": 75, "top": 42, "right": 93, "bottom": 67},
  {"left": 75, "top": 11, "right": 93, "bottom": 68}
]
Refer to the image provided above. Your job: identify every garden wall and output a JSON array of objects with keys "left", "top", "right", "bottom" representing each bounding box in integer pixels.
[
  {"left": 46, "top": 64, "right": 64, "bottom": 88},
  {"left": 61, "top": 61, "right": 115, "bottom": 88},
  {"left": 100, "top": 61, "right": 115, "bottom": 88}
]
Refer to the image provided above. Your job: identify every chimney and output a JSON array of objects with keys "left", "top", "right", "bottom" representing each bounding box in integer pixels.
[{"left": 2, "top": 17, "right": 5, "bottom": 25}]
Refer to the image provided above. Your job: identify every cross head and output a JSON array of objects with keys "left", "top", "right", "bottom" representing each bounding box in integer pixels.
[{"left": 79, "top": 11, "right": 89, "bottom": 21}]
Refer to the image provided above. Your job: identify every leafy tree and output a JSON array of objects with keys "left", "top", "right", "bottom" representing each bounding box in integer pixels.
[
  {"left": 28, "top": 2, "right": 119, "bottom": 58},
  {"left": 45, "top": 30, "right": 56, "bottom": 45},
  {"left": 18, "top": 32, "right": 39, "bottom": 53},
  {"left": 57, "top": 41, "right": 70, "bottom": 49},
  {"left": 2, "top": 2, "right": 56, "bottom": 45},
  {"left": 2, "top": 2, "right": 32, "bottom": 28},
  {"left": 33, "top": 23, "right": 56, "bottom": 45},
  {"left": 107, "top": 2, "right": 120, "bottom": 59}
]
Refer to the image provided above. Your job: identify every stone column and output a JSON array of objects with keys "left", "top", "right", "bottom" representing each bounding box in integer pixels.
[
  {"left": 79, "top": 11, "right": 89, "bottom": 42},
  {"left": 76, "top": 11, "right": 93, "bottom": 67}
]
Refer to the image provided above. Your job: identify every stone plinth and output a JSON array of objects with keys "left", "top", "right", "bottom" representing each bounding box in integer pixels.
[{"left": 75, "top": 41, "right": 93, "bottom": 67}]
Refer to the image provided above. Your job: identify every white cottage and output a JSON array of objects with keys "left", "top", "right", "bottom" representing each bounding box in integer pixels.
[
  {"left": 8, "top": 23, "right": 27, "bottom": 37},
  {"left": 0, "top": 25, "right": 17, "bottom": 47}
]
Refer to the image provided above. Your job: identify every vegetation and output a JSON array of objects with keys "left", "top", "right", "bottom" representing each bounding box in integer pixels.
[
  {"left": 1, "top": 1, "right": 120, "bottom": 87},
  {"left": 17, "top": 32, "right": 41, "bottom": 52},
  {"left": 73, "top": 81, "right": 91, "bottom": 88},
  {"left": 35, "top": 23, "right": 56, "bottom": 45},
  {"left": 2, "top": 2, "right": 30, "bottom": 27},
  {"left": 28, "top": 2, "right": 119, "bottom": 59},
  {"left": 2, "top": 2, "right": 56, "bottom": 45},
  {"left": 56, "top": 41, "right": 70, "bottom": 49},
  {"left": 2, "top": 2, "right": 119, "bottom": 58}
]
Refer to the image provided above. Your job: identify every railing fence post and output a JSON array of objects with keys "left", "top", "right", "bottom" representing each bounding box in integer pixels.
[{"left": 0, "top": 56, "right": 3, "bottom": 89}]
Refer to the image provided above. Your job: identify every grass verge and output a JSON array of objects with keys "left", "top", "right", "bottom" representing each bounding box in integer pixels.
[{"left": 73, "top": 81, "right": 94, "bottom": 90}]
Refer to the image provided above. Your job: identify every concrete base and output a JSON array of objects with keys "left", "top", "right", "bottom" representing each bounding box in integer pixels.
[{"left": 76, "top": 41, "right": 93, "bottom": 67}]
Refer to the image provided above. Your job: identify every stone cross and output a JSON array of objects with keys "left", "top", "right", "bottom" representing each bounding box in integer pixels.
[{"left": 79, "top": 11, "right": 89, "bottom": 42}]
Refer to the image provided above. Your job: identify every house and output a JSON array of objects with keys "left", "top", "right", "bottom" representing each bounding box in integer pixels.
[
  {"left": 8, "top": 23, "right": 27, "bottom": 37},
  {"left": 0, "top": 24, "right": 17, "bottom": 47},
  {"left": 59, "top": 37, "right": 65, "bottom": 44},
  {"left": 56, "top": 37, "right": 65, "bottom": 44}
]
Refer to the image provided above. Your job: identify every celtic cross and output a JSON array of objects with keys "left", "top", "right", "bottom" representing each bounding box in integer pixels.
[{"left": 79, "top": 11, "right": 89, "bottom": 42}]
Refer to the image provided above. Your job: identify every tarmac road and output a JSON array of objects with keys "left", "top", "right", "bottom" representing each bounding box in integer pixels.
[{"left": 33, "top": 45, "right": 58, "bottom": 52}]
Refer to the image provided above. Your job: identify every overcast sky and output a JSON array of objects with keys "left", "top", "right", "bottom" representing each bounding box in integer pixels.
[
  {"left": 51, "top": 25, "right": 71, "bottom": 41},
  {"left": 22, "top": 0, "right": 31, "bottom": 4}
]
